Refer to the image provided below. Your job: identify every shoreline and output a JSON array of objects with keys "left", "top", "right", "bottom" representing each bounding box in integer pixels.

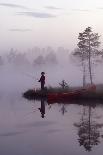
[{"left": 23, "top": 85, "right": 103, "bottom": 103}]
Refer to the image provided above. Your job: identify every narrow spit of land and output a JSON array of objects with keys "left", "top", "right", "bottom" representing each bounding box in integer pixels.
[{"left": 23, "top": 84, "right": 103, "bottom": 103}]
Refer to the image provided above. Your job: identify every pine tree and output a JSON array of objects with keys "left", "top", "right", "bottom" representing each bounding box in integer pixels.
[{"left": 78, "top": 27, "right": 101, "bottom": 84}]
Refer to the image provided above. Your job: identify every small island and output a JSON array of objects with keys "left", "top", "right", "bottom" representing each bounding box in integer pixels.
[{"left": 23, "top": 84, "right": 103, "bottom": 103}]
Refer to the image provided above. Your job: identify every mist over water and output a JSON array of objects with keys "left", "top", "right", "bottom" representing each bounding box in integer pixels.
[
  {"left": 0, "top": 47, "right": 103, "bottom": 97},
  {"left": 0, "top": 48, "right": 103, "bottom": 155},
  {"left": 1, "top": 0, "right": 103, "bottom": 154}
]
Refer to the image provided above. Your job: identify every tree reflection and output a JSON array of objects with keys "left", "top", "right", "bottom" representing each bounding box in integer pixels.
[
  {"left": 59, "top": 104, "right": 67, "bottom": 115},
  {"left": 74, "top": 105, "right": 103, "bottom": 151}
]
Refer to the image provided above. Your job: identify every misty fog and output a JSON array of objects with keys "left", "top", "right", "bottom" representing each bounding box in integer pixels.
[{"left": 0, "top": 46, "right": 103, "bottom": 96}]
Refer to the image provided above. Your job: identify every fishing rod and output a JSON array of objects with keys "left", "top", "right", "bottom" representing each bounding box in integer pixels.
[{"left": 21, "top": 71, "right": 39, "bottom": 81}]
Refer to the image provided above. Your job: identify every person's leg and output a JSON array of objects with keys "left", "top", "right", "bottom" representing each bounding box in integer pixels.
[{"left": 41, "top": 83, "right": 44, "bottom": 90}]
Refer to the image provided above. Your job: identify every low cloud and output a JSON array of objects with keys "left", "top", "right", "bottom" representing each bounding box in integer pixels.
[
  {"left": 9, "top": 28, "right": 32, "bottom": 32},
  {"left": 0, "top": 3, "right": 28, "bottom": 9},
  {"left": 72, "top": 9, "right": 90, "bottom": 12},
  {"left": 45, "top": 6, "right": 63, "bottom": 10},
  {"left": 17, "top": 11, "right": 56, "bottom": 18},
  {"left": 97, "top": 7, "right": 103, "bottom": 10}
]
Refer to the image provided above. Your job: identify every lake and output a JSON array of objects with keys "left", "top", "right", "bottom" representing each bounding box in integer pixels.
[{"left": 0, "top": 92, "right": 103, "bottom": 155}]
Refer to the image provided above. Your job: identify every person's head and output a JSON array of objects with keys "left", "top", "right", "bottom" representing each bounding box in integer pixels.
[{"left": 41, "top": 72, "right": 45, "bottom": 75}]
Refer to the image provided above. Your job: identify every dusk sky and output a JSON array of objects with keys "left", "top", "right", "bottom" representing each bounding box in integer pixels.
[{"left": 1, "top": 0, "right": 103, "bottom": 52}]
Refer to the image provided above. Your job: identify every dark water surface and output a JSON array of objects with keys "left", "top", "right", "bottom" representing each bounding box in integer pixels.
[{"left": 0, "top": 92, "right": 103, "bottom": 155}]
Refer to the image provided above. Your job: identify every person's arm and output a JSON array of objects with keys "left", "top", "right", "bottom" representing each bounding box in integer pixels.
[{"left": 38, "top": 76, "right": 41, "bottom": 82}]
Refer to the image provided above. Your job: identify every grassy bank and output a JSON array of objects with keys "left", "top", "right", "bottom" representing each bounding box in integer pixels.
[
  {"left": 23, "top": 86, "right": 70, "bottom": 100},
  {"left": 23, "top": 84, "right": 103, "bottom": 101}
]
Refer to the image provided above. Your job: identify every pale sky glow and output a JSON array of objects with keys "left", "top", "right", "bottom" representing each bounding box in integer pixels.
[{"left": 1, "top": 0, "right": 103, "bottom": 52}]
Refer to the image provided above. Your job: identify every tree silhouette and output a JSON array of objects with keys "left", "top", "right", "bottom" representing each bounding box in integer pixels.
[
  {"left": 7, "top": 48, "right": 29, "bottom": 66},
  {"left": 33, "top": 55, "right": 45, "bottom": 66},
  {"left": 77, "top": 27, "right": 101, "bottom": 84},
  {"left": 74, "top": 105, "right": 103, "bottom": 151},
  {"left": 59, "top": 104, "right": 67, "bottom": 115},
  {"left": 45, "top": 51, "right": 58, "bottom": 64},
  {"left": 59, "top": 80, "right": 69, "bottom": 89}
]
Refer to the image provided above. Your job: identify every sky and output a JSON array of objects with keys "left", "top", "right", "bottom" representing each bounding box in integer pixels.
[{"left": 1, "top": 0, "right": 103, "bottom": 53}]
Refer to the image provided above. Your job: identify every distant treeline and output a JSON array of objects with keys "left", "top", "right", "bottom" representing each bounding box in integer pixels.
[{"left": 0, "top": 46, "right": 69, "bottom": 66}]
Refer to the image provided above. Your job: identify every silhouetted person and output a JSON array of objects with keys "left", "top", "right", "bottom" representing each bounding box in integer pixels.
[
  {"left": 38, "top": 72, "right": 45, "bottom": 90},
  {"left": 38, "top": 98, "right": 45, "bottom": 118}
]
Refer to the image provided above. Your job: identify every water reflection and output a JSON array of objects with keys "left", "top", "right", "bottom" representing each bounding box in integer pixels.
[
  {"left": 0, "top": 131, "right": 25, "bottom": 137},
  {"left": 59, "top": 104, "right": 67, "bottom": 115},
  {"left": 47, "top": 99, "right": 103, "bottom": 152},
  {"left": 74, "top": 104, "right": 103, "bottom": 151},
  {"left": 23, "top": 95, "right": 103, "bottom": 154},
  {"left": 19, "top": 121, "right": 56, "bottom": 128},
  {"left": 38, "top": 98, "right": 45, "bottom": 118}
]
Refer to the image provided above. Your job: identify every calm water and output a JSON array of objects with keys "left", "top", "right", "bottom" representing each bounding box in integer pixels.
[{"left": 0, "top": 92, "right": 103, "bottom": 155}]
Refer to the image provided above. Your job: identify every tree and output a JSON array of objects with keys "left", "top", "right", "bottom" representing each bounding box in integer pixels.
[
  {"left": 77, "top": 27, "right": 101, "bottom": 84},
  {"left": 45, "top": 51, "right": 58, "bottom": 65},
  {"left": 33, "top": 55, "right": 45, "bottom": 66},
  {"left": 7, "top": 49, "right": 30, "bottom": 66},
  {"left": 59, "top": 80, "right": 69, "bottom": 89},
  {"left": 71, "top": 48, "right": 87, "bottom": 87},
  {"left": 7, "top": 48, "right": 17, "bottom": 63}
]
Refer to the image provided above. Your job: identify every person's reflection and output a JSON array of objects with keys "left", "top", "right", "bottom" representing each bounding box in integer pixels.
[{"left": 38, "top": 98, "right": 45, "bottom": 118}]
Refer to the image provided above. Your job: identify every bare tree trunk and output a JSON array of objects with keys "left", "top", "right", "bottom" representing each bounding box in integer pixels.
[
  {"left": 88, "top": 37, "right": 93, "bottom": 85},
  {"left": 81, "top": 50, "right": 86, "bottom": 87},
  {"left": 83, "top": 65, "right": 86, "bottom": 87},
  {"left": 88, "top": 54, "right": 93, "bottom": 84}
]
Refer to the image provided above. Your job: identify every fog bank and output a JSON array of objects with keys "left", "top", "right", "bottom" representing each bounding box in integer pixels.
[{"left": 0, "top": 47, "right": 103, "bottom": 96}]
